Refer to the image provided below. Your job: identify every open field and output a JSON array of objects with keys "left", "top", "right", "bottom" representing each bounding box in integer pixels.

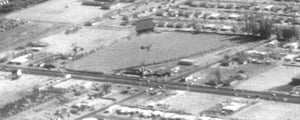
[
  {"left": 189, "top": 63, "right": 277, "bottom": 85},
  {"left": 160, "top": 91, "right": 237, "bottom": 115},
  {"left": 0, "top": 72, "right": 50, "bottom": 108},
  {"left": 234, "top": 65, "right": 300, "bottom": 91},
  {"left": 232, "top": 100, "right": 300, "bottom": 120},
  {"left": 40, "top": 27, "right": 131, "bottom": 54},
  {"left": 0, "top": 22, "right": 63, "bottom": 55},
  {"left": 6, "top": 0, "right": 129, "bottom": 24},
  {"left": 66, "top": 32, "right": 242, "bottom": 73}
]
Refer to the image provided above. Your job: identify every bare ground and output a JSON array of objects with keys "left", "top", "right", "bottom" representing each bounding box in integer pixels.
[
  {"left": 0, "top": 72, "right": 50, "bottom": 108},
  {"left": 0, "top": 22, "right": 64, "bottom": 57},
  {"left": 6, "top": 0, "right": 130, "bottom": 24},
  {"left": 232, "top": 100, "right": 300, "bottom": 120},
  {"left": 40, "top": 27, "right": 131, "bottom": 54},
  {"left": 234, "top": 65, "right": 300, "bottom": 91}
]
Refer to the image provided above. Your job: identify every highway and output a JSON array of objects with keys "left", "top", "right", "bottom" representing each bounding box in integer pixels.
[
  {"left": 1, "top": 65, "right": 300, "bottom": 104},
  {"left": 2, "top": 65, "right": 300, "bottom": 120}
]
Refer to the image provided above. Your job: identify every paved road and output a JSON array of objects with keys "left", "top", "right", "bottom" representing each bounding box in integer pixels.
[
  {"left": 1, "top": 65, "right": 299, "bottom": 104},
  {"left": 2, "top": 64, "right": 300, "bottom": 120}
]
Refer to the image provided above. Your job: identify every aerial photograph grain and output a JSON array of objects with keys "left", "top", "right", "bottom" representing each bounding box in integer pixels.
[{"left": 1, "top": 0, "right": 300, "bottom": 120}]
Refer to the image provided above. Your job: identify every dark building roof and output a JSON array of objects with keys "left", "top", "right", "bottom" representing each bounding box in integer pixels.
[
  {"left": 291, "top": 74, "right": 300, "bottom": 85},
  {"left": 135, "top": 18, "right": 155, "bottom": 32}
]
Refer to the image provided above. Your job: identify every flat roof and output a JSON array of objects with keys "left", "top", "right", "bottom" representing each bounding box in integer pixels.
[{"left": 9, "top": 54, "right": 31, "bottom": 63}]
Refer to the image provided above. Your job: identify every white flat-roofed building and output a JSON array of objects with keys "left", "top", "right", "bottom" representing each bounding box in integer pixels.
[{"left": 8, "top": 54, "right": 31, "bottom": 65}]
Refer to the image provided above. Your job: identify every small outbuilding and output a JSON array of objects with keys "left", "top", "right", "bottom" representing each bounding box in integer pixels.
[
  {"left": 220, "top": 25, "right": 233, "bottom": 31},
  {"left": 291, "top": 74, "right": 300, "bottom": 85},
  {"left": 178, "top": 59, "right": 195, "bottom": 65},
  {"left": 202, "top": 24, "right": 216, "bottom": 29},
  {"left": 228, "top": 13, "right": 241, "bottom": 19}
]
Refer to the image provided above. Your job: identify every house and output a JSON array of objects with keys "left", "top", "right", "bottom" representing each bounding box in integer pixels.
[
  {"left": 220, "top": 25, "right": 233, "bottom": 31},
  {"left": 266, "top": 40, "right": 279, "bottom": 48},
  {"left": 283, "top": 42, "right": 299, "bottom": 49},
  {"left": 202, "top": 24, "right": 216, "bottom": 29},
  {"left": 135, "top": 18, "right": 155, "bottom": 33},
  {"left": 207, "top": 12, "right": 220, "bottom": 19},
  {"left": 228, "top": 13, "right": 241, "bottom": 20},
  {"left": 155, "top": 21, "right": 166, "bottom": 27},
  {"left": 0, "top": 0, "right": 9, "bottom": 6},
  {"left": 293, "top": 17, "right": 300, "bottom": 25},
  {"left": 283, "top": 54, "right": 297, "bottom": 62},
  {"left": 174, "top": 22, "right": 184, "bottom": 28},
  {"left": 11, "top": 69, "right": 22, "bottom": 80},
  {"left": 222, "top": 102, "right": 247, "bottom": 113},
  {"left": 263, "top": 5, "right": 273, "bottom": 11}
]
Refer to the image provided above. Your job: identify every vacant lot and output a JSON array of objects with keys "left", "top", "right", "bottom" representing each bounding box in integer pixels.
[
  {"left": 161, "top": 91, "right": 237, "bottom": 115},
  {"left": 234, "top": 65, "right": 300, "bottom": 91},
  {"left": 67, "top": 32, "right": 240, "bottom": 73},
  {"left": 6, "top": 0, "right": 129, "bottom": 24},
  {"left": 0, "top": 22, "right": 64, "bottom": 57},
  {"left": 0, "top": 72, "right": 50, "bottom": 108},
  {"left": 40, "top": 27, "right": 130, "bottom": 54},
  {"left": 232, "top": 100, "right": 300, "bottom": 120}
]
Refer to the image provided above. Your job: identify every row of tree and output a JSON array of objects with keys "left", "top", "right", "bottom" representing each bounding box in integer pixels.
[
  {"left": 190, "top": 12, "right": 300, "bottom": 41},
  {"left": 245, "top": 13, "right": 300, "bottom": 41}
]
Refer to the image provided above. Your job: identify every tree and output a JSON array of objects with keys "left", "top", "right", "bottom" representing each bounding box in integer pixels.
[
  {"left": 244, "top": 13, "right": 273, "bottom": 38},
  {"left": 276, "top": 26, "right": 299, "bottom": 42},
  {"left": 258, "top": 17, "right": 273, "bottom": 38},
  {"left": 102, "top": 83, "right": 112, "bottom": 95}
]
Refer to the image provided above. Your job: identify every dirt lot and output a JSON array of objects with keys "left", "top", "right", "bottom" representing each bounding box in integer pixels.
[
  {"left": 6, "top": 0, "right": 129, "bottom": 24},
  {"left": 0, "top": 72, "right": 50, "bottom": 108},
  {"left": 234, "top": 65, "right": 300, "bottom": 91},
  {"left": 0, "top": 22, "right": 64, "bottom": 57},
  {"left": 66, "top": 32, "right": 241, "bottom": 73},
  {"left": 232, "top": 100, "right": 300, "bottom": 120},
  {"left": 160, "top": 91, "right": 237, "bottom": 115},
  {"left": 40, "top": 27, "right": 131, "bottom": 54}
]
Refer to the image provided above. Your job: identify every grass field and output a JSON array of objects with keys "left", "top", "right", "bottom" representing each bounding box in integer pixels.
[{"left": 66, "top": 32, "right": 241, "bottom": 73}]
